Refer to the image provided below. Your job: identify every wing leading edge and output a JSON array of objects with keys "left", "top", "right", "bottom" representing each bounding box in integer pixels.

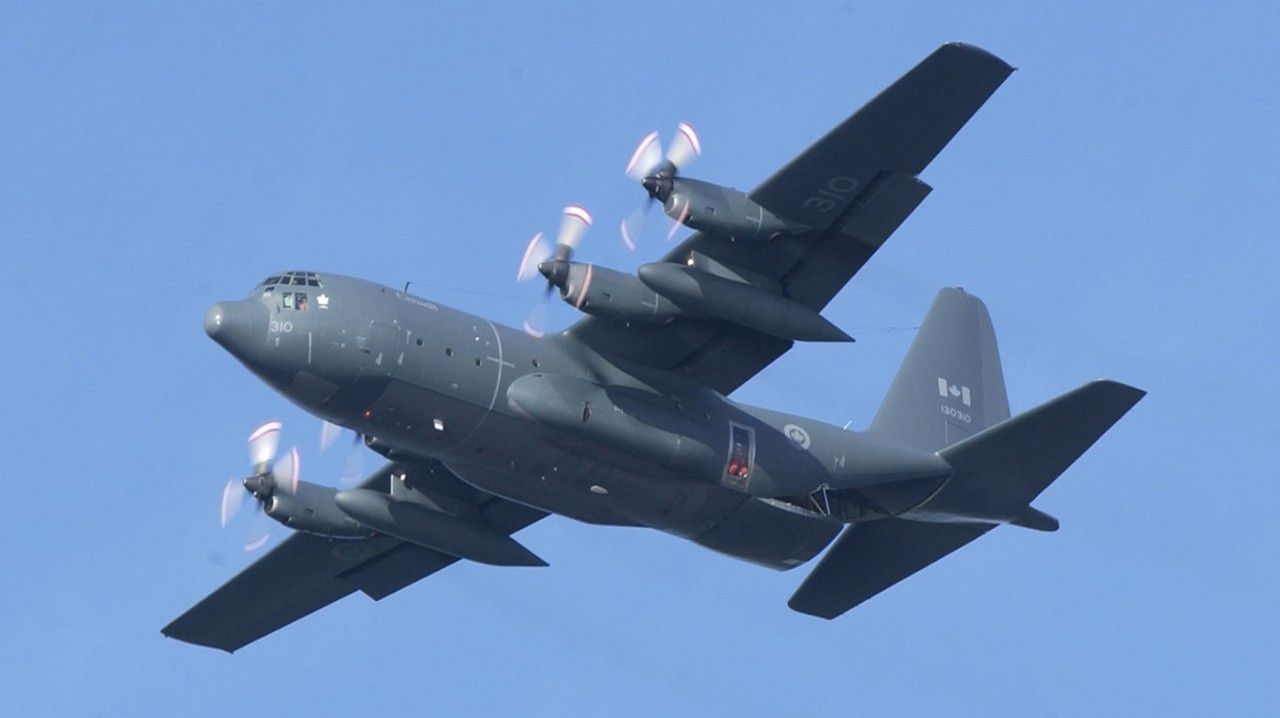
[
  {"left": 570, "top": 43, "right": 1014, "bottom": 394},
  {"left": 162, "top": 460, "right": 546, "bottom": 652}
]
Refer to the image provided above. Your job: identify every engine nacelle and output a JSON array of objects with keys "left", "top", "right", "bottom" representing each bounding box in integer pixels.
[
  {"left": 665, "top": 177, "right": 806, "bottom": 241},
  {"left": 265, "top": 483, "right": 370, "bottom": 538},
  {"left": 559, "top": 263, "right": 681, "bottom": 325}
]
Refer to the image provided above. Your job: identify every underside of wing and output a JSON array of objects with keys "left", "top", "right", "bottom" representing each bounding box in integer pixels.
[
  {"left": 162, "top": 460, "right": 546, "bottom": 652},
  {"left": 570, "top": 43, "right": 1013, "bottom": 394}
]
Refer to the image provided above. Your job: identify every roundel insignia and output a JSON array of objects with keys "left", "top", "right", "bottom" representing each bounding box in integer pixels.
[{"left": 783, "top": 424, "right": 811, "bottom": 450}]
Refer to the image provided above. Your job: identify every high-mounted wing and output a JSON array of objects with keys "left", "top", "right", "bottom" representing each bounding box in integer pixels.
[
  {"left": 570, "top": 43, "right": 1014, "bottom": 394},
  {"left": 162, "top": 460, "right": 546, "bottom": 652}
]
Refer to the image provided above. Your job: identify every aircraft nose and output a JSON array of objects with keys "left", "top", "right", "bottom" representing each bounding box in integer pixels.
[{"left": 204, "top": 300, "right": 267, "bottom": 356}]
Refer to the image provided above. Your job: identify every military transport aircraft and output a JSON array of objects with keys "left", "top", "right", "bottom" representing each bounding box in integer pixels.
[{"left": 164, "top": 43, "right": 1143, "bottom": 652}]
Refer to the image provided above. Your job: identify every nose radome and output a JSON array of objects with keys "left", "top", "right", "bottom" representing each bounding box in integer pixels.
[
  {"left": 204, "top": 300, "right": 267, "bottom": 357},
  {"left": 204, "top": 303, "right": 226, "bottom": 338}
]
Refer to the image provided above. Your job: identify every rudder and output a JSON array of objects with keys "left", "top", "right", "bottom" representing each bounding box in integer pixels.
[{"left": 869, "top": 287, "right": 1010, "bottom": 452}]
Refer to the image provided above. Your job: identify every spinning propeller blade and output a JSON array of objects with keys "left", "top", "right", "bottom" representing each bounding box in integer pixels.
[
  {"left": 338, "top": 431, "right": 366, "bottom": 488},
  {"left": 319, "top": 420, "right": 343, "bottom": 452},
  {"left": 247, "top": 420, "right": 281, "bottom": 471},
  {"left": 522, "top": 291, "right": 551, "bottom": 338},
  {"left": 244, "top": 510, "right": 270, "bottom": 553},
  {"left": 620, "top": 202, "right": 650, "bottom": 251},
  {"left": 272, "top": 446, "right": 300, "bottom": 496},
  {"left": 220, "top": 478, "right": 245, "bottom": 528},
  {"left": 557, "top": 204, "right": 592, "bottom": 250},
  {"left": 320, "top": 420, "right": 368, "bottom": 488},
  {"left": 621, "top": 122, "right": 700, "bottom": 250},
  {"left": 625, "top": 131, "right": 663, "bottom": 182},
  {"left": 665, "top": 122, "right": 702, "bottom": 171},
  {"left": 516, "top": 232, "right": 552, "bottom": 282},
  {"left": 516, "top": 205, "right": 594, "bottom": 335},
  {"left": 218, "top": 422, "right": 301, "bottom": 550}
]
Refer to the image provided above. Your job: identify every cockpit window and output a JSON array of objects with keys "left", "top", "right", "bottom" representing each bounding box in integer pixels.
[{"left": 259, "top": 271, "right": 322, "bottom": 293}]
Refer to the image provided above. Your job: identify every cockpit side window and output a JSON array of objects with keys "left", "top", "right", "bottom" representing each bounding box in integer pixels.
[{"left": 280, "top": 292, "right": 308, "bottom": 311}]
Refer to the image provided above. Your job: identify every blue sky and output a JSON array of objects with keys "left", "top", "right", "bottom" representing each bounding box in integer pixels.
[{"left": 2, "top": 2, "right": 1277, "bottom": 715}]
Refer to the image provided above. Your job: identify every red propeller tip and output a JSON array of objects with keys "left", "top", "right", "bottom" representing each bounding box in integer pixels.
[
  {"left": 563, "top": 205, "right": 592, "bottom": 227},
  {"left": 620, "top": 219, "right": 637, "bottom": 251},
  {"left": 248, "top": 420, "right": 282, "bottom": 444},
  {"left": 625, "top": 131, "right": 660, "bottom": 176},
  {"left": 676, "top": 122, "right": 701, "bottom": 157}
]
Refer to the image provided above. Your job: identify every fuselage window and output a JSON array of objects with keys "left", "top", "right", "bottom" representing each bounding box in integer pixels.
[{"left": 281, "top": 292, "right": 308, "bottom": 311}]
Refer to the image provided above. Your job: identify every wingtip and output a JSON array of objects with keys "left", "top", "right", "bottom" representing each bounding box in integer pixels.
[
  {"left": 786, "top": 596, "right": 840, "bottom": 619},
  {"left": 1090, "top": 379, "right": 1147, "bottom": 405},
  {"left": 938, "top": 41, "right": 1015, "bottom": 76}
]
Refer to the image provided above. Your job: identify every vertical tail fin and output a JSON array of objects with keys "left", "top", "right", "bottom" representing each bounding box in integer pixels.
[{"left": 869, "top": 287, "right": 1010, "bottom": 452}]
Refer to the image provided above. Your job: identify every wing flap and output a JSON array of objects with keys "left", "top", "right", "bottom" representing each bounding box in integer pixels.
[
  {"left": 785, "top": 172, "right": 933, "bottom": 309},
  {"left": 341, "top": 542, "right": 457, "bottom": 600}
]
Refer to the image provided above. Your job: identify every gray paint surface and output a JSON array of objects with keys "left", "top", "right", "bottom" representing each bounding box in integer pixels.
[{"left": 164, "top": 44, "right": 1142, "bottom": 651}]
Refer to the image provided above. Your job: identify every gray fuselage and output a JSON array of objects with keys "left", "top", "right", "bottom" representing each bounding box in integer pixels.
[{"left": 205, "top": 271, "right": 950, "bottom": 568}]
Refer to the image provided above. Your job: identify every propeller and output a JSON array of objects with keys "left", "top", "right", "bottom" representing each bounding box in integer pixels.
[
  {"left": 516, "top": 204, "right": 593, "bottom": 336},
  {"left": 219, "top": 420, "right": 301, "bottom": 552},
  {"left": 319, "top": 419, "right": 343, "bottom": 452},
  {"left": 320, "top": 420, "right": 367, "bottom": 488},
  {"left": 621, "top": 123, "right": 701, "bottom": 249}
]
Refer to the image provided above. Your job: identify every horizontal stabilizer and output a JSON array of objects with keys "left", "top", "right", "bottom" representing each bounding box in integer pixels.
[
  {"left": 788, "top": 519, "right": 991, "bottom": 619},
  {"left": 914, "top": 380, "right": 1146, "bottom": 523},
  {"left": 1010, "top": 506, "right": 1059, "bottom": 532},
  {"left": 790, "top": 379, "right": 1143, "bottom": 619}
]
